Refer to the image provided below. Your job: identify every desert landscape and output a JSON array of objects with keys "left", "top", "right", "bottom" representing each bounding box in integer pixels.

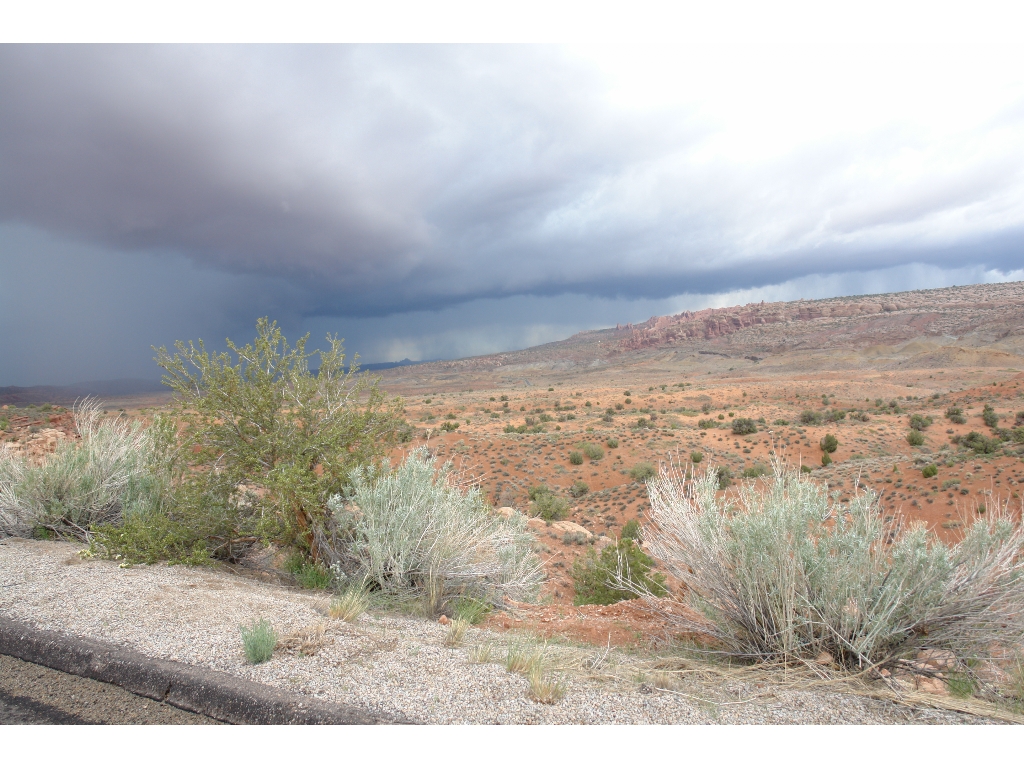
[{"left": 3, "top": 282, "right": 1024, "bottom": 723}]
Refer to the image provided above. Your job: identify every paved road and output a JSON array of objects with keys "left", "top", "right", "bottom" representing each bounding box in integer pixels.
[{"left": 0, "top": 654, "right": 219, "bottom": 725}]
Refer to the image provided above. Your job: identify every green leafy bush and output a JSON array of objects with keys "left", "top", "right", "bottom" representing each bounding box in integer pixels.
[
  {"left": 697, "top": 419, "right": 717, "bottom": 430},
  {"left": 569, "top": 451, "right": 583, "bottom": 465},
  {"left": 526, "top": 484, "right": 569, "bottom": 521},
  {"left": 732, "top": 418, "right": 757, "bottom": 435},
  {"left": 741, "top": 462, "right": 770, "bottom": 479},
  {"left": 820, "top": 452, "right": 832, "bottom": 467},
  {"left": 571, "top": 539, "right": 666, "bottom": 606},
  {"left": 148, "top": 318, "right": 403, "bottom": 563},
  {"left": 906, "top": 429, "right": 925, "bottom": 447},
  {"left": 773, "top": 419, "right": 790, "bottom": 426},
  {"left": 716, "top": 466, "right": 733, "bottom": 488},
  {"left": 922, "top": 464, "right": 938, "bottom": 479},
  {"left": 629, "top": 462, "right": 657, "bottom": 482},
  {"left": 690, "top": 451, "right": 703, "bottom": 464},
  {"left": 606, "top": 438, "right": 619, "bottom": 449},
  {"left": 581, "top": 443, "right": 605, "bottom": 461},
  {"left": 643, "top": 462, "right": 1024, "bottom": 667},
  {"left": 569, "top": 480, "right": 589, "bottom": 498},
  {"left": 820, "top": 433, "right": 838, "bottom": 453}
]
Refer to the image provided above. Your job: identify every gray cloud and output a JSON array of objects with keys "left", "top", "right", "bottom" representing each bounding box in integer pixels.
[{"left": 3, "top": 44, "right": 1024, "bottom": 383}]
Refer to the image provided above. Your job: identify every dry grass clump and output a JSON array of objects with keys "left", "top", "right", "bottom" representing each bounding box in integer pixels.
[
  {"left": 468, "top": 642, "right": 495, "bottom": 663},
  {"left": 527, "top": 668, "right": 567, "bottom": 704},
  {"left": 443, "top": 618, "right": 470, "bottom": 648},
  {"left": 506, "top": 641, "right": 546, "bottom": 675},
  {"left": 640, "top": 459, "right": 1024, "bottom": 670},
  {"left": 328, "top": 586, "right": 371, "bottom": 622},
  {"left": 276, "top": 623, "right": 330, "bottom": 656}
]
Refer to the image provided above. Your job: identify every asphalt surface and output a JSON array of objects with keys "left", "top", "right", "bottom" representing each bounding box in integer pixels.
[{"left": 0, "top": 654, "right": 219, "bottom": 724}]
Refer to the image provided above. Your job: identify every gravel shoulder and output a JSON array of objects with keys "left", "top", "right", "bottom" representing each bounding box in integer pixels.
[{"left": 0, "top": 538, "right": 1004, "bottom": 724}]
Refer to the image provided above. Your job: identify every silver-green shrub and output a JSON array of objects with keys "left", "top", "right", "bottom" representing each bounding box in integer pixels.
[
  {"left": 0, "top": 399, "right": 167, "bottom": 539},
  {"left": 642, "top": 460, "right": 1024, "bottom": 667},
  {"left": 341, "top": 448, "right": 543, "bottom": 609}
]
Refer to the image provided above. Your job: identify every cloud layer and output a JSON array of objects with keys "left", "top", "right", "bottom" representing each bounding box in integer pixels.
[{"left": 2, "top": 41, "right": 1024, "bottom": 383}]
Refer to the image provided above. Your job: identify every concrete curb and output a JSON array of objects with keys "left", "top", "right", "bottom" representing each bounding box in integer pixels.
[{"left": 0, "top": 615, "right": 412, "bottom": 724}]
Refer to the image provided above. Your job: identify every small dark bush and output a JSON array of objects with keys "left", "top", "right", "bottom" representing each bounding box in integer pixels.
[
  {"left": 530, "top": 490, "right": 569, "bottom": 521},
  {"left": 690, "top": 451, "right": 703, "bottom": 464},
  {"left": 820, "top": 452, "right": 832, "bottom": 467},
  {"left": 982, "top": 404, "right": 999, "bottom": 429},
  {"left": 954, "top": 431, "right": 1002, "bottom": 454},
  {"left": 569, "top": 480, "right": 589, "bottom": 498},
  {"left": 773, "top": 419, "right": 790, "bottom": 426},
  {"left": 606, "top": 438, "right": 619, "bottom": 449},
  {"left": 820, "top": 433, "right": 838, "bottom": 453},
  {"left": 697, "top": 419, "right": 717, "bottom": 430},
  {"left": 571, "top": 539, "right": 666, "bottom": 605},
  {"left": 741, "top": 463, "right": 770, "bottom": 479},
  {"left": 732, "top": 418, "right": 757, "bottom": 435},
  {"left": 907, "top": 429, "right": 925, "bottom": 447},
  {"left": 716, "top": 466, "right": 733, "bottom": 489},
  {"left": 621, "top": 519, "right": 642, "bottom": 542},
  {"left": 569, "top": 451, "right": 584, "bottom": 465},
  {"left": 909, "top": 413, "right": 934, "bottom": 431},
  {"left": 922, "top": 464, "right": 938, "bottom": 479},
  {"left": 440, "top": 421, "right": 459, "bottom": 432},
  {"left": 582, "top": 443, "right": 605, "bottom": 461},
  {"left": 636, "top": 418, "right": 650, "bottom": 428},
  {"left": 946, "top": 406, "right": 967, "bottom": 424}
]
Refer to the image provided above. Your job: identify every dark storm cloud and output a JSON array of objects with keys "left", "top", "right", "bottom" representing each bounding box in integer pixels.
[{"left": 3, "top": 43, "right": 1024, "bottom": 384}]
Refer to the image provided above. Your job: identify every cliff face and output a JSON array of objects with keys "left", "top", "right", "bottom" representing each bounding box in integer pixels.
[{"left": 619, "top": 283, "right": 1023, "bottom": 352}]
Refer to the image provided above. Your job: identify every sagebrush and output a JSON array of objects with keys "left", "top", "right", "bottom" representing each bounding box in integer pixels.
[{"left": 639, "top": 460, "right": 1024, "bottom": 668}]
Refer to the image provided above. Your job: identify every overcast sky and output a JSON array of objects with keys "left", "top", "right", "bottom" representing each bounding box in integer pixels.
[{"left": 3, "top": 21, "right": 1024, "bottom": 385}]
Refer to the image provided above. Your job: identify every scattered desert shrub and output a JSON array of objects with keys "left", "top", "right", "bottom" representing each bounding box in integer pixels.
[
  {"left": 820, "top": 433, "right": 839, "bottom": 454},
  {"left": 906, "top": 429, "right": 925, "bottom": 447},
  {"left": 240, "top": 619, "right": 277, "bottom": 664},
  {"left": 0, "top": 399, "right": 169, "bottom": 541},
  {"left": 690, "top": 451, "right": 703, "bottom": 464},
  {"left": 697, "top": 419, "right": 717, "bottom": 430},
  {"left": 922, "top": 464, "right": 938, "bottom": 479},
  {"left": 820, "top": 452, "right": 832, "bottom": 467},
  {"left": 946, "top": 406, "right": 967, "bottom": 424},
  {"left": 642, "top": 461, "right": 1024, "bottom": 668},
  {"left": 715, "top": 466, "right": 733, "bottom": 489},
  {"left": 568, "top": 451, "right": 583, "bottom": 466},
  {"left": 773, "top": 419, "right": 790, "bottom": 426},
  {"left": 732, "top": 418, "right": 757, "bottom": 435},
  {"left": 569, "top": 480, "right": 589, "bottom": 498},
  {"left": 606, "top": 438, "right": 619, "bottom": 449},
  {"left": 799, "top": 410, "right": 823, "bottom": 426},
  {"left": 629, "top": 462, "right": 657, "bottom": 482},
  {"left": 741, "top": 462, "right": 770, "bottom": 479},
  {"left": 581, "top": 443, "right": 605, "bottom": 461},
  {"left": 909, "top": 413, "right": 934, "bottom": 431},
  {"left": 571, "top": 538, "right": 666, "bottom": 606},
  {"left": 288, "top": 556, "right": 333, "bottom": 590},
  {"left": 345, "top": 449, "right": 543, "bottom": 610},
  {"left": 440, "top": 421, "right": 459, "bottom": 432},
  {"left": 621, "top": 518, "right": 642, "bottom": 542}
]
